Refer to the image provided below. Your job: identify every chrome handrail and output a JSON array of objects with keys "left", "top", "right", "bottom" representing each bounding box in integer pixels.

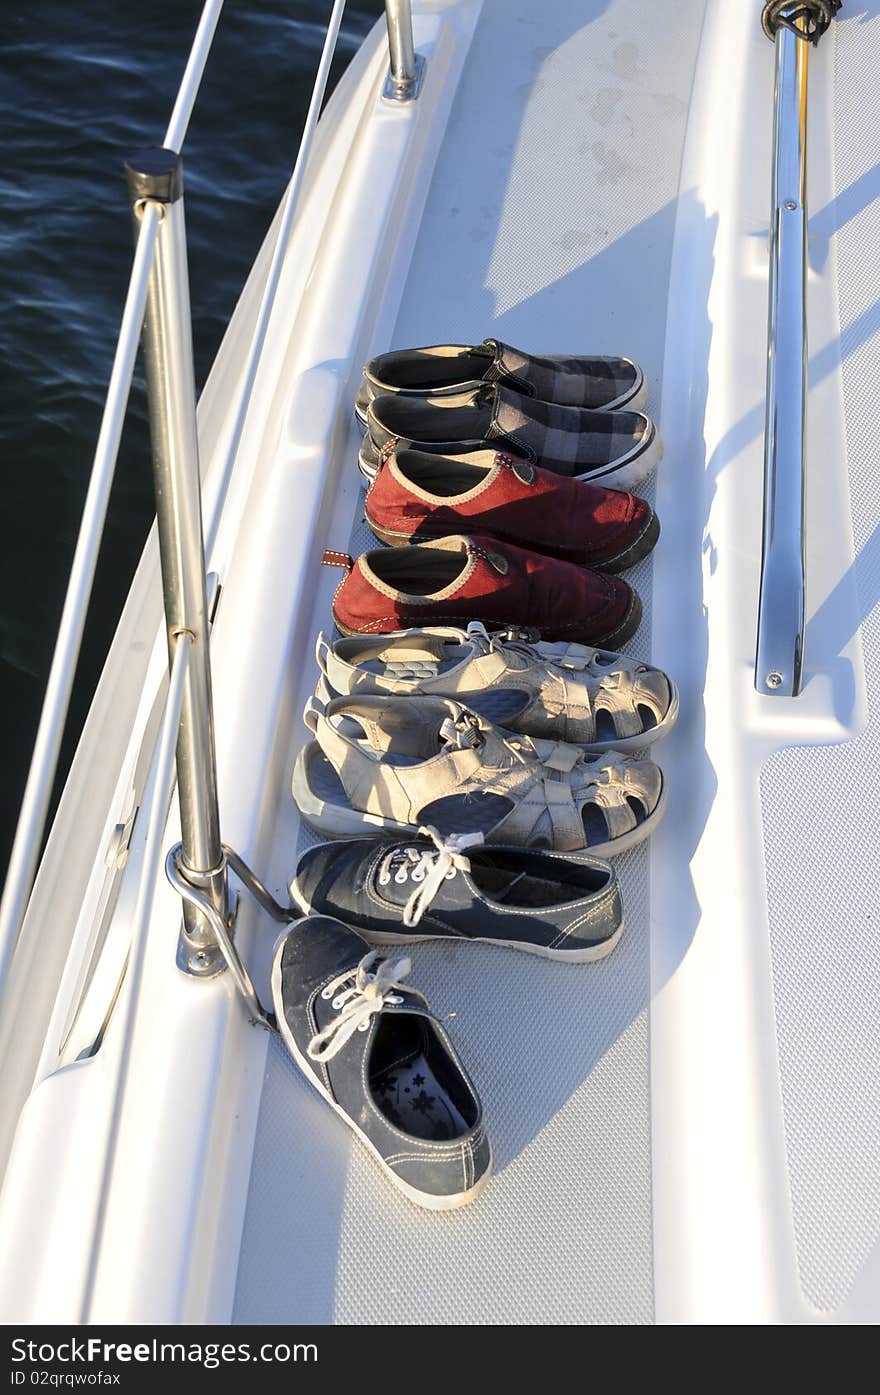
[
  {"left": 128, "top": 146, "right": 230, "bottom": 970},
  {"left": 755, "top": 1, "right": 841, "bottom": 696},
  {"left": 0, "top": 0, "right": 424, "bottom": 1002}
]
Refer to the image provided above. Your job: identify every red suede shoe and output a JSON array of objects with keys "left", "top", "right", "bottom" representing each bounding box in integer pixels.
[
  {"left": 325, "top": 534, "right": 641, "bottom": 647},
  {"left": 365, "top": 447, "right": 659, "bottom": 573}
]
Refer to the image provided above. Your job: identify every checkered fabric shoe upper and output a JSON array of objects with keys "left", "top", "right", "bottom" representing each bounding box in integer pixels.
[
  {"left": 360, "top": 340, "right": 643, "bottom": 412},
  {"left": 366, "top": 385, "right": 654, "bottom": 480},
  {"left": 482, "top": 339, "right": 641, "bottom": 409},
  {"left": 485, "top": 386, "right": 650, "bottom": 470}
]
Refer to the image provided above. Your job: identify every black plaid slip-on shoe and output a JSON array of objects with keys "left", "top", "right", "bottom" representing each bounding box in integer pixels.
[
  {"left": 291, "top": 829, "right": 624, "bottom": 963},
  {"left": 272, "top": 914, "right": 491, "bottom": 1210},
  {"left": 354, "top": 338, "right": 646, "bottom": 424},
  {"left": 360, "top": 382, "right": 662, "bottom": 489}
]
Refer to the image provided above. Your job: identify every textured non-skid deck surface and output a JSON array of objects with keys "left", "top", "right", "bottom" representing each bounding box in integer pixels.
[
  {"left": 759, "top": 6, "right": 880, "bottom": 1314},
  {"left": 233, "top": 0, "right": 705, "bottom": 1324}
]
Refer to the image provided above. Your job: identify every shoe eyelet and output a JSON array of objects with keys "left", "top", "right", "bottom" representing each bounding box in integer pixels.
[
  {"left": 320, "top": 986, "right": 333, "bottom": 1000},
  {"left": 357, "top": 1020, "right": 370, "bottom": 1032},
  {"left": 332, "top": 995, "right": 346, "bottom": 1010},
  {"left": 389, "top": 994, "right": 404, "bottom": 1005},
  {"left": 411, "top": 866, "right": 426, "bottom": 882},
  {"left": 394, "top": 866, "right": 409, "bottom": 884},
  {"left": 378, "top": 871, "right": 391, "bottom": 886},
  {"left": 444, "top": 867, "right": 457, "bottom": 880}
]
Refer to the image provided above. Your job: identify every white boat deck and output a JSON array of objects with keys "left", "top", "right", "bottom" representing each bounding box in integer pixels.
[{"left": 233, "top": 0, "right": 702, "bottom": 1325}]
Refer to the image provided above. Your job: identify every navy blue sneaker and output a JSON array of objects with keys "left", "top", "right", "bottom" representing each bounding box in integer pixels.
[
  {"left": 291, "top": 829, "right": 623, "bottom": 962},
  {"left": 271, "top": 915, "right": 491, "bottom": 1210}
]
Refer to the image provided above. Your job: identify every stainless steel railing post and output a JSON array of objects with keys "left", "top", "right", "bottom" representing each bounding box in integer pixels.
[
  {"left": 754, "top": 9, "right": 810, "bottom": 697},
  {"left": 383, "top": 0, "right": 425, "bottom": 102},
  {"left": 125, "top": 147, "right": 228, "bottom": 977}
]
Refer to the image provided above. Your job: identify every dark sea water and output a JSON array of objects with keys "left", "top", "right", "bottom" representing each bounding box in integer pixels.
[{"left": 0, "top": 0, "right": 383, "bottom": 870}]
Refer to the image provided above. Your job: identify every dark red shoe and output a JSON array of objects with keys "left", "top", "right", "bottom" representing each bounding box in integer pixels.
[
  {"left": 326, "top": 534, "right": 641, "bottom": 646},
  {"left": 365, "top": 447, "right": 659, "bottom": 573}
]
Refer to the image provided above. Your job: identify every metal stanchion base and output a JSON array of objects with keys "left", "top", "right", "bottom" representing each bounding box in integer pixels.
[
  {"left": 175, "top": 900, "right": 234, "bottom": 979},
  {"left": 382, "top": 53, "right": 426, "bottom": 103},
  {"left": 166, "top": 845, "right": 276, "bottom": 1028}
]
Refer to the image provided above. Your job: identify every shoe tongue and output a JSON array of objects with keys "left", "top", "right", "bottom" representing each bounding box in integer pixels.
[
  {"left": 372, "top": 846, "right": 421, "bottom": 909},
  {"left": 464, "top": 621, "right": 528, "bottom": 672},
  {"left": 439, "top": 716, "right": 466, "bottom": 749},
  {"left": 438, "top": 713, "right": 487, "bottom": 752},
  {"left": 465, "top": 620, "right": 492, "bottom": 654}
]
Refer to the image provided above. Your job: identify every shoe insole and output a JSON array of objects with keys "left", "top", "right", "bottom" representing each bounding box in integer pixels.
[
  {"left": 305, "top": 746, "right": 427, "bottom": 817},
  {"left": 356, "top": 662, "right": 530, "bottom": 727},
  {"left": 306, "top": 747, "right": 354, "bottom": 807},
  {"left": 369, "top": 548, "right": 466, "bottom": 597},
  {"left": 380, "top": 402, "right": 491, "bottom": 442},
  {"left": 378, "top": 348, "right": 491, "bottom": 392},
  {"left": 417, "top": 790, "right": 514, "bottom": 837},
  {"left": 329, "top": 716, "right": 425, "bottom": 765},
  {"left": 474, "top": 866, "right": 591, "bottom": 908},
  {"left": 395, "top": 450, "right": 493, "bottom": 497},
  {"left": 371, "top": 1051, "right": 469, "bottom": 1142},
  {"left": 467, "top": 847, "right": 610, "bottom": 900},
  {"left": 359, "top": 641, "right": 471, "bottom": 680},
  {"left": 453, "top": 689, "right": 531, "bottom": 724}
]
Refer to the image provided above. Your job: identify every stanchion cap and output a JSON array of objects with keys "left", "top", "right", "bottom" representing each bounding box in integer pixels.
[{"left": 124, "top": 147, "right": 183, "bottom": 205}]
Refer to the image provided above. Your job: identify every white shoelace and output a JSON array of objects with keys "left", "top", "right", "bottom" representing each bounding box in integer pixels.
[
  {"left": 466, "top": 620, "right": 535, "bottom": 668},
  {"left": 307, "top": 950, "right": 418, "bottom": 1062},
  {"left": 377, "top": 824, "right": 484, "bottom": 927}
]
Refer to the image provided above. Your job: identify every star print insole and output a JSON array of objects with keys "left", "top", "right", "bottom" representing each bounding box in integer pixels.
[{"left": 371, "top": 1052, "right": 470, "bottom": 1142}]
